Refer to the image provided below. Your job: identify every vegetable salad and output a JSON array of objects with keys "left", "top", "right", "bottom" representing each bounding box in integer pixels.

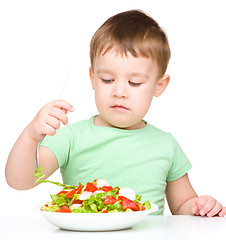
[{"left": 35, "top": 167, "right": 151, "bottom": 213}]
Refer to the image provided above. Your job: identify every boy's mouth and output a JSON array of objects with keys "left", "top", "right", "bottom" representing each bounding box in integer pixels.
[{"left": 111, "top": 105, "right": 130, "bottom": 111}]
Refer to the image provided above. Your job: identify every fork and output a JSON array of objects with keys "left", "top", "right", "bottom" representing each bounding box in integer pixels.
[
  {"left": 35, "top": 136, "right": 45, "bottom": 172},
  {"left": 35, "top": 71, "right": 71, "bottom": 172}
]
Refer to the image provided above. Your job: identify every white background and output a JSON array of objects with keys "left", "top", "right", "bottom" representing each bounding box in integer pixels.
[{"left": 0, "top": 0, "right": 226, "bottom": 217}]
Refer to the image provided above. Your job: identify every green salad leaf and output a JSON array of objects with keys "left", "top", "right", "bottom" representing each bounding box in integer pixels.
[
  {"left": 143, "top": 200, "right": 151, "bottom": 210},
  {"left": 35, "top": 166, "right": 74, "bottom": 188}
]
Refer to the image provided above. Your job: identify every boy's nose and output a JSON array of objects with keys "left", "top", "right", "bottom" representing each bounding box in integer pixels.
[{"left": 112, "top": 82, "right": 127, "bottom": 98}]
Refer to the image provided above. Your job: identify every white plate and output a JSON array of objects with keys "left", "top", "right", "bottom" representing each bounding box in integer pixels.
[{"left": 40, "top": 203, "right": 158, "bottom": 231}]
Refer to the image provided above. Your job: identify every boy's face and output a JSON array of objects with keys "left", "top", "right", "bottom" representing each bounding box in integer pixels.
[{"left": 89, "top": 49, "right": 169, "bottom": 130}]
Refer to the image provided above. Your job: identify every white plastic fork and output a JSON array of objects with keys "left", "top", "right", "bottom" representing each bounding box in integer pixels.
[{"left": 35, "top": 71, "right": 71, "bottom": 172}]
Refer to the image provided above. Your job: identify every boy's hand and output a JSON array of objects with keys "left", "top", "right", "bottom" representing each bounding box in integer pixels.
[
  {"left": 192, "top": 195, "right": 226, "bottom": 217},
  {"left": 27, "top": 100, "right": 74, "bottom": 141}
]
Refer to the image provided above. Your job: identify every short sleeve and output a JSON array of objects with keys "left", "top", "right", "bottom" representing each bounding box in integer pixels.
[
  {"left": 166, "top": 135, "right": 192, "bottom": 181},
  {"left": 40, "top": 126, "right": 72, "bottom": 168}
]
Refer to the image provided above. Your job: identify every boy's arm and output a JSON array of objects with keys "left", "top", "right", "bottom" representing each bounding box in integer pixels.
[
  {"left": 166, "top": 173, "right": 226, "bottom": 217},
  {"left": 5, "top": 100, "right": 74, "bottom": 190}
]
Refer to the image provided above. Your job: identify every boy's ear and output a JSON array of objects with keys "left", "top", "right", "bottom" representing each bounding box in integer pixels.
[
  {"left": 154, "top": 74, "right": 170, "bottom": 97},
  {"left": 89, "top": 67, "right": 95, "bottom": 90}
]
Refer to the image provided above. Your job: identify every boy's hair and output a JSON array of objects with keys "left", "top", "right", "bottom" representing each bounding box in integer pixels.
[{"left": 90, "top": 10, "right": 171, "bottom": 79}]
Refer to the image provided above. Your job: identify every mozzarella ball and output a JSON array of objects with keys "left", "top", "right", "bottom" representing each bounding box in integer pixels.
[
  {"left": 92, "top": 190, "right": 105, "bottom": 195},
  {"left": 118, "top": 187, "right": 136, "bottom": 201},
  {"left": 79, "top": 191, "right": 92, "bottom": 200},
  {"left": 96, "top": 179, "right": 110, "bottom": 188}
]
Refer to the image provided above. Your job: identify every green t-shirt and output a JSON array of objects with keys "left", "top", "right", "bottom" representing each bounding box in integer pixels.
[{"left": 41, "top": 115, "right": 192, "bottom": 215}]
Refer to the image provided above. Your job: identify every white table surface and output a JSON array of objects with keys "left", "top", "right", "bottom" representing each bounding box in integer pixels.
[{"left": 1, "top": 213, "right": 226, "bottom": 240}]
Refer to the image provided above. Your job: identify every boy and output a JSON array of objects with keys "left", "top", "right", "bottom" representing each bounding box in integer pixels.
[{"left": 5, "top": 10, "right": 226, "bottom": 216}]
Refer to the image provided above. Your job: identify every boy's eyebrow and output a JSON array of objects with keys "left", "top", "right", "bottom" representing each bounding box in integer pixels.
[
  {"left": 129, "top": 72, "right": 149, "bottom": 79},
  {"left": 97, "top": 69, "right": 114, "bottom": 74},
  {"left": 97, "top": 69, "right": 149, "bottom": 78}
]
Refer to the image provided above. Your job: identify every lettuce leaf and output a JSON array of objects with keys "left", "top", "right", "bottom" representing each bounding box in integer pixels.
[
  {"left": 34, "top": 166, "right": 70, "bottom": 188},
  {"left": 143, "top": 200, "right": 151, "bottom": 210}
]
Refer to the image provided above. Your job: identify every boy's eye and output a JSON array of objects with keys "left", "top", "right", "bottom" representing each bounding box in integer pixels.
[
  {"left": 101, "top": 79, "right": 113, "bottom": 84},
  {"left": 129, "top": 81, "right": 142, "bottom": 87}
]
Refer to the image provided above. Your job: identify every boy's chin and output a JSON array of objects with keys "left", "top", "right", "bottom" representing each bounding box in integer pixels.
[
  {"left": 108, "top": 120, "right": 144, "bottom": 130},
  {"left": 96, "top": 114, "right": 145, "bottom": 130}
]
